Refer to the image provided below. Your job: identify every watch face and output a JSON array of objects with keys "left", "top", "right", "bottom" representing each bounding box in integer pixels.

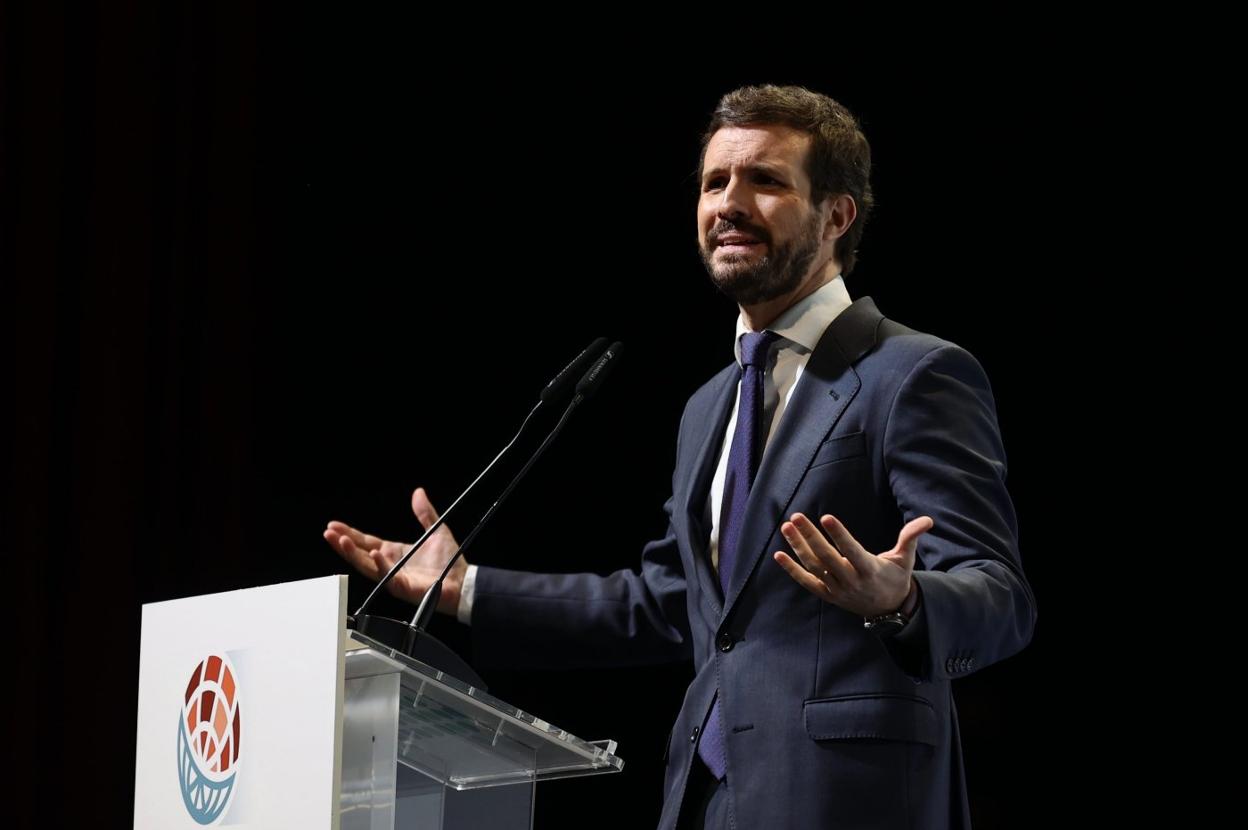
[{"left": 866, "top": 614, "right": 906, "bottom": 636}]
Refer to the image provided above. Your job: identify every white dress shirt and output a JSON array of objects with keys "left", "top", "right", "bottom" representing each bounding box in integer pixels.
[
  {"left": 706, "top": 275, "right": 852, "bottom": 573},
  {"left": 457, "top": 275, "right": 852, "bottom": 622}
]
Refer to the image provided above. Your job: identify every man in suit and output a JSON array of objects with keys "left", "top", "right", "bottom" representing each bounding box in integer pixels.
[{"left": 325, "top": 84, "right": 1036, "bottom": 829}]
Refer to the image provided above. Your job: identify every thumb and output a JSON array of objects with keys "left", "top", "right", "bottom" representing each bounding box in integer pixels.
[
  {"left": 411, "top": 487, "right": 441, "bottom": 530},
  {"left": 898, "top": 516, "right": 934, "bottom": 567}
]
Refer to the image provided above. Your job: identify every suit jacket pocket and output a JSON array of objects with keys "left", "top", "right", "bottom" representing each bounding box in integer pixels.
[
  {"left": 808, "top": 430, "right": 867, "bottom": 469},
  {"left": 803, "top": 693, "right": 937, "bottom": 746}
]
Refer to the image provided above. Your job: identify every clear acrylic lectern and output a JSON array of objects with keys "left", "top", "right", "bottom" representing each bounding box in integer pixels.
[{"left": 341, "top": 628, "right": 624, "bottom": 830}]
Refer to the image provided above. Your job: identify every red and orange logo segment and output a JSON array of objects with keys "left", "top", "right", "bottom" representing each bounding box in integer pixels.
[{"left": 183, "top": 655, "right": 241, "bottom": 776}]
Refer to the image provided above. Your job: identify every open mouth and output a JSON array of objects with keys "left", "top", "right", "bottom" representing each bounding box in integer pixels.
[{"left": 716, "top": 234, "right": 764, "bottom": 253}]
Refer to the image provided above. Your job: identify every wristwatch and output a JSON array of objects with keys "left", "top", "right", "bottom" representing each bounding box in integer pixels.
[{"left": 863, "top": 580, "right": 919, "bottom": 638}]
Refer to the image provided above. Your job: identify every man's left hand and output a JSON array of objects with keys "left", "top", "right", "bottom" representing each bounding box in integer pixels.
[{"left": 773, "top": 512, "right": 933, "bottom": 617}]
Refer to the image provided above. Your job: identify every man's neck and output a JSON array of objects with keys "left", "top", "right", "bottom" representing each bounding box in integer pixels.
[{"left": 739, "top": 263, "right": 839, "bottom": 331}]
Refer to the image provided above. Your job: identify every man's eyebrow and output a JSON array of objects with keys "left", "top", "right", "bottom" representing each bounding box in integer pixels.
[{"left": 701, "top": 162, "right": 791, "bottom": 181}]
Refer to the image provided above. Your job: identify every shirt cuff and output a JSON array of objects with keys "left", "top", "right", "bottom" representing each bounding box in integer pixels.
[{"left": 456, "top": 564, "right": 478, "bottom": 625}]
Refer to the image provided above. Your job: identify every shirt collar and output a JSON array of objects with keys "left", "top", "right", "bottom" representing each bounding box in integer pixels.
[{"left": 732, "top": 275, "right": 852, "bottom": 366}]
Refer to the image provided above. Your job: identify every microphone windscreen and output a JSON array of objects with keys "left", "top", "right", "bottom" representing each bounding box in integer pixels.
[
  {"left": 574, "top": 341, "right": 623, "bottom": 400},
  {"left": 540, "top": 337, "right": 609, "bottom": 402}
]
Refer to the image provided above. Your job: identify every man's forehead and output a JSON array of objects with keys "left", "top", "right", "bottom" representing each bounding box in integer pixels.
[{"left": 704, "top": 124, "right": 811, "bottom": 170}]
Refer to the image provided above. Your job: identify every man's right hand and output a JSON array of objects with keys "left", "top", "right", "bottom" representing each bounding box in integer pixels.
[{"left": 323, "top": 487, "right": 467, "bottom": 616}]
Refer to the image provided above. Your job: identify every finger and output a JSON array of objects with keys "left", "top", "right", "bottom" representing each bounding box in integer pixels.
[
  {"left": 324, "top": 527, "right": 352, "bottom": 557},
  {"left": 778, "top": 517, "right": 823, "bottom": 575},
  {"left": 773, "top": 551, "right": 833, "bottom": 599},
  {"left": 779, "top": 520, "right": 846, "bottom": 593},
  {"left": 327, "top": 521, "right": 386, "bottom": 551},
  {"left": 326, "top": 524, "right": 356, "bottom": 549},
  {"left": 325, "top": 523, "right": 350, "bottom": 547},
  {"left": 373, "top": 548, "right": 413, "bottom": 584},
  {"left": 786, "top": 514, "right": 853, "bottom": 581},
  {"left": 345, "top": 534, "right": 387, "bottom": 572},
  {"left": 330, "top": 532, "right": 382, "bottom": 577},
  {"left": 411, "top": 487, "right": 441, "bottom": 530},
  {"left": 814, "top": 513, "right": 873, "bottom": 574},
  {"left": 338, "top": 533, "right": 362, "bottom": 560},
  {"left": 322, "top": 528, "right": 344, "bottom": 554},
  {"left": 370, "top": 549, "right": 394, "bottom": 576}
]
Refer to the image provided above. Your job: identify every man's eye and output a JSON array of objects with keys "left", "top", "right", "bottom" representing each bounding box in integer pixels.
[{"left": 704, "top": 178, "right": 725, "bottom": 191}]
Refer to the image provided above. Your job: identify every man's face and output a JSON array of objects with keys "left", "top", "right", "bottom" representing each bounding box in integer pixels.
[{"left": 697, "top": 125, "right": 828, "bottom": 306}]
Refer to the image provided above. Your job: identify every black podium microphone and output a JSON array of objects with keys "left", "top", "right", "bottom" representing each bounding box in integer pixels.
[
  {"left": 406, "top": 341, "right": 624, "bottom": 637},
  {"left": 351, "top": 337, "right": 609, "bottom": 625}
]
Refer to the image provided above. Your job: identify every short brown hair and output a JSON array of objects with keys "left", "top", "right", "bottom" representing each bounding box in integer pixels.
[{"left": 698, "top": 85, "right": 875, "bottom": 276}]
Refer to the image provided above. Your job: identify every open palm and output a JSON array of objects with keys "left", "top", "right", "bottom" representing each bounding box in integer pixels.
[{"left": 323, "top": 487, "right": 466, "bottom": 615}]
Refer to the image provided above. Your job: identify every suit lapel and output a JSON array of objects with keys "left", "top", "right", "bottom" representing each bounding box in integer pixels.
[
  {"left": 720, "top": 296, "right": 885, "bottom": 621},
  {"left": 679, "top": 363, "right": 739, "bottom": 613}
]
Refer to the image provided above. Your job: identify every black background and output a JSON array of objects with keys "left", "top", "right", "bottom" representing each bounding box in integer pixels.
[{"left": 6, "top": 5, "right": 1129, "bottom": 828}]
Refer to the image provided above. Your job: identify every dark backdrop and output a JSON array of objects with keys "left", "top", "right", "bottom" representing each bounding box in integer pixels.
[{"left": 6, "top": 5, "right": 1115, "bottom": 828}]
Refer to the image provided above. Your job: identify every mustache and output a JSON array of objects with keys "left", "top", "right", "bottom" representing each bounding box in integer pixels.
[{"left": 709, "top": 220, "right": 771, "bottom": 245}]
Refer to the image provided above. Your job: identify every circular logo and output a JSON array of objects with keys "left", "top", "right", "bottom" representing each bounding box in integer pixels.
[{"left": 176, "top": 654, "right": 242, "bottom": 825}]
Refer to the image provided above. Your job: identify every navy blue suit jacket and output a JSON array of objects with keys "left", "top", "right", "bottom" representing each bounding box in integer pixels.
[{"left": 471, "top": 296, "right": 1037, "bottom": 829}]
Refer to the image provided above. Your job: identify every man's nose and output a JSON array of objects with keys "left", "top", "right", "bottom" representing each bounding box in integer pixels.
[{"left": 716, "top": 177, "right": 752, "bottom": 220}]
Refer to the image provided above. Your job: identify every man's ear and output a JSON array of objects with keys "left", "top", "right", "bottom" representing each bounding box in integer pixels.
[{"left": 820, "top": 193, "right": 858, "bottom": 242}]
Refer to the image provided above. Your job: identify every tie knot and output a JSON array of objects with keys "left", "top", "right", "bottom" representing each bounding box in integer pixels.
[{"left": 739, "top": 330, "right": 778, "bottom": 369}]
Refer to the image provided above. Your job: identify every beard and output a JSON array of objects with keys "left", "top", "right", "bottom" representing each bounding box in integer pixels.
[{"left": 700, "top": 210, "right": 823, "bottom": 306}]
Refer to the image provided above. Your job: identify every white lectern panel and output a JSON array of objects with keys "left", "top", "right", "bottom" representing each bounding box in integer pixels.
[{"left": 135, "top": 575, "right": 347, "bottom": 829}]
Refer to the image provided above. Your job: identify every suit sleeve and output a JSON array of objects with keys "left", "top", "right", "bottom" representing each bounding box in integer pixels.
[
  {"left": 468, "top": 491, "right": 693, "bottom": 670},
  {"left": 879, "top": 343, "right": 1037, "bottom": 683}
]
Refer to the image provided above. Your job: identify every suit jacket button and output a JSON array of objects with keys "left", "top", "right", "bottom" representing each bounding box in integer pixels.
[
  {"left": 690, "top": 726, "right": 700, "bottom": 743},
  {"left": 717, "top": 633, "right": 734, "bottom": 652}
]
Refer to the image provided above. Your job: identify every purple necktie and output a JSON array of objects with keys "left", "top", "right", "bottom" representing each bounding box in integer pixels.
[{"left": 697, "top": 329, "right": 778, "bottom": 781}]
